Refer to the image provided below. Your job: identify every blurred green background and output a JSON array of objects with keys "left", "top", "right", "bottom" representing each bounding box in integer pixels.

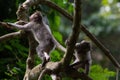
[{"left": 0, "top": 0, "right": 120, "bottom": 80}]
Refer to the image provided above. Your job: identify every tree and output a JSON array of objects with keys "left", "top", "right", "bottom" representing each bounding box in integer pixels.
[{"left": 0, "top": 0, "right": 119, "bottom": 80}]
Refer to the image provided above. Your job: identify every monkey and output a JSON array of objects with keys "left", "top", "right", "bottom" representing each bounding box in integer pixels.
[
  {"left": 2, "top": 11, "right": 66, "bottom": 67},
  {"left": 71, "top": 40, "right": 92, "bottom": 75}
]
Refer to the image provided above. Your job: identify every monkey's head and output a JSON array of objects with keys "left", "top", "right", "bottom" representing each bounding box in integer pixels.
[
  {"left": 29, "top": 11, "right": 43, "bottom": 22},
  {"left": 75, "top": 40, "right": 91, "bottom": 53}
]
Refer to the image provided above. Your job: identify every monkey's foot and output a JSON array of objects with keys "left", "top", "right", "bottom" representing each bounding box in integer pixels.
[
  {"left": 44, "top": 52, "right": 50, "bottom": 61},
  {"left": 41, "top": 58, "right": 50, "bottom": 67}
]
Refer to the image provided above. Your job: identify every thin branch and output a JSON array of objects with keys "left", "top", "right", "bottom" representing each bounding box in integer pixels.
[
  {"left": 0, "top": 31, "right": 21, "bottom": 42},
  {"left": 38, "top": 69, "right": 49, "bottom": 80},
  {"left": 42, "top": 0, "right": 73, "bottom": 21},
  {"left": 41, "top": 0, "right": 120, "bottom": 69}
]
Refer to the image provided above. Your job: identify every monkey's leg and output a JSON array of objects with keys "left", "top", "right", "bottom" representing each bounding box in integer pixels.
[
  {"left": 36, "top": 45, "right": 50, "bottom": 67},
  {"left": 85, "top": 63, "right": 90, "bottom": 75},
  {"left": 70, "top": 61, "right": 84, "bottom": 69},
  {"left": 42, "top": 51, "right": 50, "bottom": 66}
]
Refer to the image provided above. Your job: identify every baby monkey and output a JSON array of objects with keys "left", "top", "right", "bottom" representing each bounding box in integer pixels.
[
  {"left": 2, "top": 11, "right": 66, "bottom": 67},
  {"left": 71, "top": 40, "right": 92, "bottom": 75}
]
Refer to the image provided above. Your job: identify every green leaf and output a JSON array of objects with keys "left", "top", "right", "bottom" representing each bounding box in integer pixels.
[
  {"left": 53, "top": 31, "right": 63, "bottom": 43},
  {"left": 50, "top": 50, "right": 61, "bottom": 61},
  {"left": 90, "top": 65, "right": 115, "bottom": 80}
]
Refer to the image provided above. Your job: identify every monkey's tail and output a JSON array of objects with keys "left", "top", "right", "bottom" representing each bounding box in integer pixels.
[{"left": 52, "top": 36, "right": 66, "bottom": 53}]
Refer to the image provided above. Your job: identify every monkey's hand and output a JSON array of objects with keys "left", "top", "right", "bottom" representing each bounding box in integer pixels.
[
  {"left": 65, "top": 39, "right": 70, "bottom": 46},
  {"left": 15, "top": 20, "right": 27, "bottom": 25},
  {"left": 0, "top": 22, "right": 11, "bottom": 28}
]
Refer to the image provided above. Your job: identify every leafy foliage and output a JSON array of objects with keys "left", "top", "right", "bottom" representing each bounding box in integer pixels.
[
  {"left": 50, "top": 50, "right": 62, "bottom": 62},
  {"left": 0, "top": 38, "right": 27, "bottom": 80},
  {"left": 90, "top": 65, "right": 115, "bottom": 80}
]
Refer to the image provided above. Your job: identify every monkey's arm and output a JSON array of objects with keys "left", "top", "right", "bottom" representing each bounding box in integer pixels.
[{"left": 7, "top": 22, "right": 33, "bottom": 30}]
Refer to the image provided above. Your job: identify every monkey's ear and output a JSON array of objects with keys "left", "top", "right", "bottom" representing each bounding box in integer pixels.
[
  {"left": 75, "top": 43, "right": 80, "bottom": 49},
  {"left": 80, "top": 40, "right": 86, "bottom": 44}
]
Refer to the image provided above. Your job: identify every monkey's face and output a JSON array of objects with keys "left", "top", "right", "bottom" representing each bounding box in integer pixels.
[
  {"left": 29, "top": 11, "right": 42, "bottom": 22},
  {"left": 75, "top": 41, "right": 90, "bottom": 53}
]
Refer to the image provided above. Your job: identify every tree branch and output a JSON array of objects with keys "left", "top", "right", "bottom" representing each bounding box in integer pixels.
[
  {"left": 42, "top": 0, "right": 73, "bottom": 20},
  {"left": 25, "top": 64, "right": 42, "bottom": 80},
  {"left": 0, "top": 31, "right": 21, "bottom": 42},
  {"left": 63, "top": 0, "right": 81, "bottom": 67},
  {"left": 23, "top": 61, "right": 92, "bottom": 80},
  {"left": 15, "top": 1, "right": 38, "bottom": 80},
  {"left": 23, "top": 33, "right": 38, "bottom": 80},
  {"left": 38, "top": 68, "right": 50, "bottom": 80}
]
